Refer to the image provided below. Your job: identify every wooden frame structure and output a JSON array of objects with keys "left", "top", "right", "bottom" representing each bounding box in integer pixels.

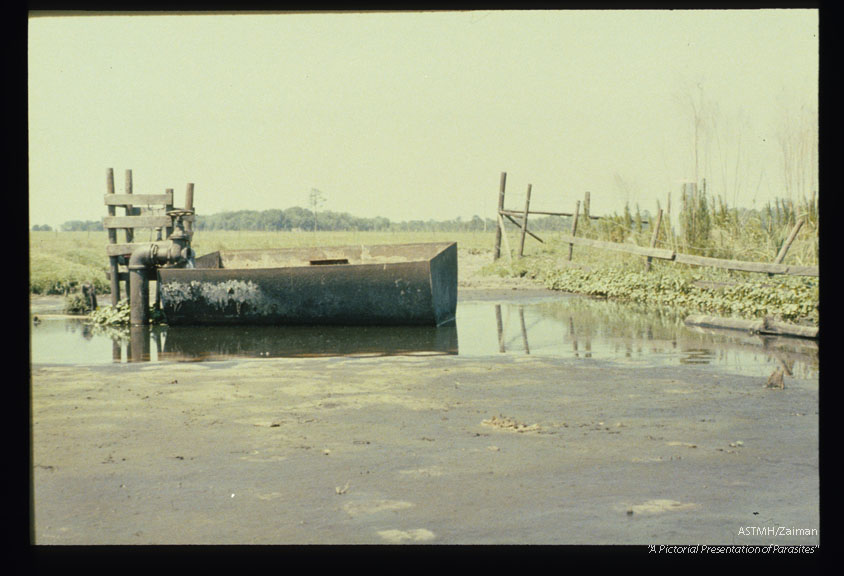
[{"left": 104, "top": 168, "right": 195, "bottom": 305}]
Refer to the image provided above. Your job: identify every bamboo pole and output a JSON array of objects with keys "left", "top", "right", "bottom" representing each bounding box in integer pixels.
[
  {"left": 645, "top": 208, "right": 664, "bottom": 272},
  {"left": 493, "top": 172, "right": 507, "bottom": 261},
  {"left": 518, "top": 184, "right": 532, "bottom": 257},
  {"left": 106, "top": 168, "right": 120, "bottom": 305},
  {"left": 568, "top": 200, "right": 580, "bottom": 261}
]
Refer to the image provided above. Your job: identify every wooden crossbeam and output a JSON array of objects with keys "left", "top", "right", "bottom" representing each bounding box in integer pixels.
[
  {"left": 558, "top": 234, "right": 674, "bottom": 260},
  {"left": 103, "top": 214, "right": 194, "bottom": 229},
  {"left": 104, "top": 191, "right": 173, "bottom": 206}
]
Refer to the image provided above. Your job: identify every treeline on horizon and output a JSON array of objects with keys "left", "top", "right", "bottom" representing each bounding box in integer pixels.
[{"left": 42, "top": 206, "right": 571, "bottom": 234}]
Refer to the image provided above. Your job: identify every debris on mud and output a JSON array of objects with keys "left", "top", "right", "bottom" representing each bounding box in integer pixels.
[{"left": 482, "top": 414, "right": 541, "bottom": 433}]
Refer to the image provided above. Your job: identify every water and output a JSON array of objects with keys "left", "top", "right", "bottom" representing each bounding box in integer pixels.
[{"left": 30, "top": 293, "right": 818, "bottom": 379}]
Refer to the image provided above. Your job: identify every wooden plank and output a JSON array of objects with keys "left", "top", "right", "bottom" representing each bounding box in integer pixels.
[
  {"left": 497, "top": 213, "right": 513, "bottom": 265},
  {"left": 103, "top": 214, "right": 194, "bottom": 229},
  {"left": 106, "top": 242, "right": 155, "bottom": 257},
  {"left": 685, "top": 315, "right": 818, "bottom": 340},
  {"left": 104, "top": 192, "right": 173, "bottom": 206},
  {"left": 557, "top": 234, "right": 675, "bottom": 260},
  {"left": 785, "top": 265, "right": 819, "bottom": 277},
  {"left": 675, "top": 253, "right": 788, "bottom": 274},
  {"left": 500, "top": 209, "right": 575, "bottom": 218},
  {"left": 503, "top": 213, "right": 544, "bottom": 243}
]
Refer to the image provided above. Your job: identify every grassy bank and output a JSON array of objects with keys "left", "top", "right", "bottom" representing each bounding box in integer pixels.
[
  {"left": 486, "top": 234, "right": 819, "bottom": 326},
  {"left": 28, "top": 230, "right": 494, "bottom": 295}
]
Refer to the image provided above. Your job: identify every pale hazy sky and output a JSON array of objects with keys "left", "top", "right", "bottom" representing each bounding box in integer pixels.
[{"left": 28, "top": 9, "right": 818, "bottom": 229}]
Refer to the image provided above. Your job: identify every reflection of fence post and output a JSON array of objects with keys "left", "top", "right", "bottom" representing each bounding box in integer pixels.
[
  {"left": 495, "top": 304, "right": 505, "bottom": 353},
  {"left": 519, "top": 184, "right": 532, "bottom": 257},
  {"left": 519, "top": 307, "right": 530, "bottom": 354},
  {"left": 493, "top": 172, "right": 507, "bottom": 261},
  {"left": 645, "top": 208, "right": 663, "bottom": 272},
  {"left": 568, "top": 200, "right": 581, "bottom": 261}
]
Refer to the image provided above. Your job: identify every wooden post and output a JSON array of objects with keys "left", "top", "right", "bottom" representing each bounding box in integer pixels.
[
  {"left": 165, "top": 188, "right": 174, "bottom": 238},
  {"left": 518, "top": 184, "right": 532, "bottom": 257},
  {"left": 184, "top": 182, "right": 195, "bottom": 234},
  {"left": 106, "top": 168, "right": 120, "bottom": 305},
  {"left": 645, "top": 208, "right": 664, "bottom": 272},
  {"left": 493, "top": 172, "right": 507, "bottom": 260},
  {"left": 497, "top": 213, "right": 513, "bottom": 265},
  {"left": 773, "top": 217, "right": 806, "bottom": 264},
  {"left": 583, "top": 191, "right": 591, "bottom": 222},
  {"left": 123, "top": 170, "right": 134, "bottom": 306},
  {"left": 124, "top": 169, "right": 134, "bottom": 244},
  {"left": 568, "top": 200, "right": 580, "bottom": 261}
]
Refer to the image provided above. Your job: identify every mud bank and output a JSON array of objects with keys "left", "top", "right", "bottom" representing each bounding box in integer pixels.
[{"left": 31, "top": 352, "right": 818, "bottom": 545}]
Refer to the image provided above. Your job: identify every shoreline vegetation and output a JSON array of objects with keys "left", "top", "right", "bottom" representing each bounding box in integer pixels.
[{"left": 29, "top": 196, "right": 819, "bottom": 327}]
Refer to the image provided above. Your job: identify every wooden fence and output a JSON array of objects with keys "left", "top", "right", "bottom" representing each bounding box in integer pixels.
[{"left": 492, "top": 171, "right": 818, "bottom": 278}]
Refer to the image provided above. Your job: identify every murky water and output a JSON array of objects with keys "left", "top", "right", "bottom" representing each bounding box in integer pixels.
[{"left": 30, "top": 293, "right": 818, "bottom": 379}]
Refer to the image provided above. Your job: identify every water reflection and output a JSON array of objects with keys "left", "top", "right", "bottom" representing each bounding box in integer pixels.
[{"left": 30, "top": 295, "right": 819, "bottom": 379}]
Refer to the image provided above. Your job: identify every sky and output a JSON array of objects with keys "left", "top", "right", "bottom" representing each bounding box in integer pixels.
[{"left": 28, "top": 9, "right": 819, "bottom": 229}]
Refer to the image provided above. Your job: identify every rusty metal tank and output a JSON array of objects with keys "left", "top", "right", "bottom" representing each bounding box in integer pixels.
[{"left": 157, "top": 242, "right": 457, "bottom": 327}]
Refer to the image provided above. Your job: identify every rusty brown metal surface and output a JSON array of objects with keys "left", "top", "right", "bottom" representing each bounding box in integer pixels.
[{"left": 157, "top": 242, "right": 457, "bottom": 327}]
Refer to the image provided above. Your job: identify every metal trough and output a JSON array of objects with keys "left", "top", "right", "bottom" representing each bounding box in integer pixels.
[{"left": 157, "top": 242, "right": 457, "bottom": 326}]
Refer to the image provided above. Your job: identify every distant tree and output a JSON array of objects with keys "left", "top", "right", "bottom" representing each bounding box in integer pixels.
[
  {"left": 61, "top": 220, "right": 103, "bottom": 231},
  {"left": 31, "top": 224, "right": 53, "bottom": 231}
]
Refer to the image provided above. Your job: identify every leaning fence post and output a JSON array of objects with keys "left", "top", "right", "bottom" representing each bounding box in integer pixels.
[
  {"left": 645, "top": 208, "right": 664, "bottom": 272},
  {"left": 518, "top": 184, "right": 532, "bottom": 257},
  {"left": 773, "top": 217, "right": 806, "bottom": 264},
  {"left": 493, "top": 172, "right": 507, "bottom": 261},
  {"left": 568, "top": 200, "right": 581, "bottom": 261}
]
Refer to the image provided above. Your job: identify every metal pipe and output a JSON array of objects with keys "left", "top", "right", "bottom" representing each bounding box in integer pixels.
[{"left": 129, "top": 244, "right": 157, "bottom": 326}]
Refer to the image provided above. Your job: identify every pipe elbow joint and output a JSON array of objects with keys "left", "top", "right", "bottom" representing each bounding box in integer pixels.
[{"left": 128, "top": 244, "right": 158, "bottom": 270}]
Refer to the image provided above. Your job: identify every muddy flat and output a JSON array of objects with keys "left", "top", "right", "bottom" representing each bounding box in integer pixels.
[
  {"left": 31, "top": 349, "right": 818, "bottom": 545},
  {"left": 29, "top": 251, "right": 819, "bottom": 546}
]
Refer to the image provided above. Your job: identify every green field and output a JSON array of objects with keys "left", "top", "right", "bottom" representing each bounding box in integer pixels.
[{"left": 30, "top": 227, "right": 818, "bottom": 326}]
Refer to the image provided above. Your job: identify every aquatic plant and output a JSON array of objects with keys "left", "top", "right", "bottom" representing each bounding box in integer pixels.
[{"left": 89, "top": 300, "right": 166, "bottom": 326}]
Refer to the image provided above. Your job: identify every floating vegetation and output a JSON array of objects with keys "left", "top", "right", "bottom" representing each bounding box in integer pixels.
[
  {"left": 488, "top": 255, "right": 818, "bottom": 326},
  {"left": 89, "top": 300, "right": 166, "bottom": 326}
]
